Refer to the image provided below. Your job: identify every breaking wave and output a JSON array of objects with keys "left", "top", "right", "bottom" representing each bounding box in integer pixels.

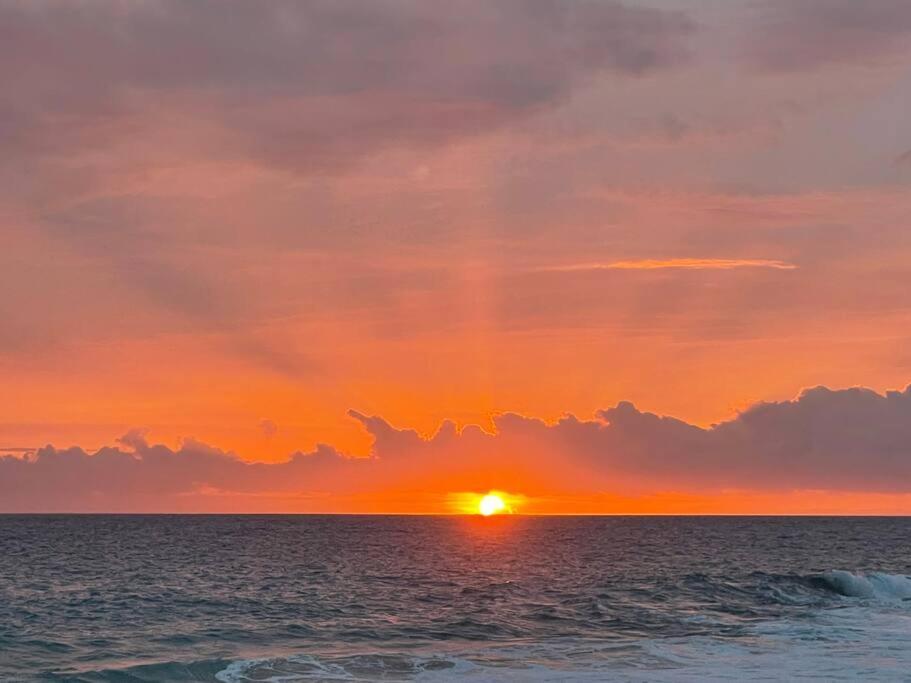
[{"left": 815, "top": 571, "right": 911, "bottom": 600}]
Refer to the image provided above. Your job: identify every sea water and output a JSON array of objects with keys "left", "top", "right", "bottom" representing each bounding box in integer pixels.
[{"left": 1, "top": 515, "right": 910, "bottom": 681}]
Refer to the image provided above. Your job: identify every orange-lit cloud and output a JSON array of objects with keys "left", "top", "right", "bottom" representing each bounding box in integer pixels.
[
  {"left": 541, "top": 259, "right": 798, "bottom": 271},
  {"left": 4, "top": 384, "right": 911, "bottom": 514}
]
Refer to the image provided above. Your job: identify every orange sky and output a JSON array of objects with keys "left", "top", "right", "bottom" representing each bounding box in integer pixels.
[{"left": 3, "top": 1, "right": 911, "bottom": 513}]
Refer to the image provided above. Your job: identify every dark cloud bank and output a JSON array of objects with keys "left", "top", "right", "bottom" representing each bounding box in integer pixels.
[
  {"left": 3, "top": 384, "right": 911, "bottom": 511},
  {"left": 747, "top": 0, "right": 911, "bottom": 71}
]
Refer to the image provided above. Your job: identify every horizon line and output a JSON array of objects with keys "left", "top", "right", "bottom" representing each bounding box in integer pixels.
[{"left": 2, "top": 512, "right": 909, "bottom": 517}]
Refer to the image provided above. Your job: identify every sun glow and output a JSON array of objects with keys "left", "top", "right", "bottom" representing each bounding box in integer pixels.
[
  {"left": 447, "top": 490, "right": 524, "bottom": 515},
  {"left": 479, "top": 493, "right": 506, "bottom": 516}
]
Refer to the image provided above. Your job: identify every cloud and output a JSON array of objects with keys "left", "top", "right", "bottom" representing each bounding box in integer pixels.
[
  {"left": 746, "top": 0, "right": 911, "bottom": 71},
  {"left": 0, "top": 0, "right": 696, "bottom": 371},
  {"left": 0, "top": 434, "right": 363, "bottom": 512},
  {"left": 0, "top": 0, "right": 694, "bottom": 175},
  {"left": 593, "top": 386, "right": 911, "bottom": 490},
  {"left": 540, "top": 258, "right": 797, "bottom": 271},
  {"left": 3, "top": 383, "right": 911, "bottom": 512}
]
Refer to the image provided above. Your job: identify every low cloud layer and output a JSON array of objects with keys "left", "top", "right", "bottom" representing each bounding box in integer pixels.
[{"left": 3, "top": 383, "right": 911, "bottom": 512}]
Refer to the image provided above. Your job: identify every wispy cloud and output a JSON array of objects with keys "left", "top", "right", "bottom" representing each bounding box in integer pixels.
[{"left": 541, "top": 258, "right": 797, "bottom": 272}]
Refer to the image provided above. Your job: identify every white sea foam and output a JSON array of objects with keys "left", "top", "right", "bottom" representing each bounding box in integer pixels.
[
  {"left": 821, "top": 571, "right": 911, "bottom": 600},
  {"left": 213, "top": 570, "right": 911, "bottom": 682},
  {"left": 215, "top": 604, "right": 911, "bottom": 682}
]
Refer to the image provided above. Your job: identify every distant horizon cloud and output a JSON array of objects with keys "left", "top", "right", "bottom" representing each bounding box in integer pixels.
[{"left": 3, "top": 382, "right": 911, "bottom": 513}]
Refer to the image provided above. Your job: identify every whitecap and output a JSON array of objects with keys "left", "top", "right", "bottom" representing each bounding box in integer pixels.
[{"left": 821, "top": 571, "right": 911, "bottom": 600}]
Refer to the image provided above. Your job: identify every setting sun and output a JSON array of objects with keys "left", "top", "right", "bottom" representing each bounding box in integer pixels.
[
  {"left": 448, "top": 491, "right": 524, "bottom": 515},
  {"left": 479, "top": 494, "right": 507, "bottom": 516}
]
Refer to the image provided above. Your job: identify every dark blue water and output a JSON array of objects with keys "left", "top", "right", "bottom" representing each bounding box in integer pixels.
[{"left": 2, "top": 516, "right": 910, "bottom": 681}]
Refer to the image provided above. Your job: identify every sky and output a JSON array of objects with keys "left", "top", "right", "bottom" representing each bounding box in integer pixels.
[{"left": 2, "top": 0, "right": 911, "bottom": 513}]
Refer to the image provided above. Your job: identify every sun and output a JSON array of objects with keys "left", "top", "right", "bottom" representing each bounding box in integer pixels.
[
  {"left": 448, "top": 490, "right": 523, "bottom": 515},
  {"left": 479, "top": 493, "right": 507, "bottom": 516}
]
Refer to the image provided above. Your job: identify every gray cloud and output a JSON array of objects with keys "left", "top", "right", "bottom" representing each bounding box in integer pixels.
[
  {"left": 597, "top": 386, "right": 911, "bottom": 489},
  {"left": 0, "top": 0, "right": 696, "bottom": 369},
  {"left": 1, "top": 0, "right": 694, "bottom": 173},
  {"left": 3, "top": 383, "right": 911, "bottom": 511},
  {"left": 0, "top": 431, "right": 360, "bottom": 512},
  {"left": 353, "top": 384, "right": 911, "bottom": 492},
  {"left": 747, "top": 0, "right": 911, "bottom": 71}
]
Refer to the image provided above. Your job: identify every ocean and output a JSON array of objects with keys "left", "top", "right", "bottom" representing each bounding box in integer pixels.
[{"left": 1, "top": 515, "right": 910, "bottom": 681}]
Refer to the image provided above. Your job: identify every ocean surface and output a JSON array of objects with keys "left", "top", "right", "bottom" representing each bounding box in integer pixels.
[{"left": 1, "top": 516, "right": 910, "bottom": 682}]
